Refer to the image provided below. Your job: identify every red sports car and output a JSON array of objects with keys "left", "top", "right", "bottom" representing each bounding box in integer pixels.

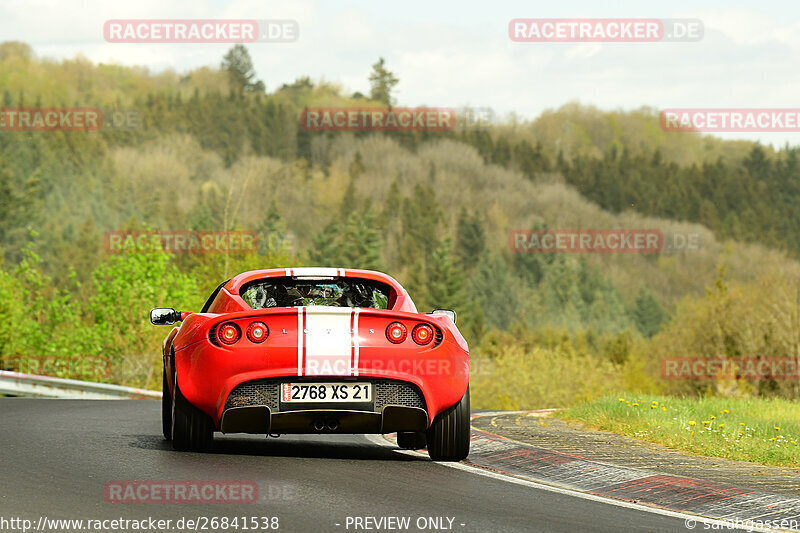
[{"left": 151, "top": 267, "right": 470, "bottom": 461}]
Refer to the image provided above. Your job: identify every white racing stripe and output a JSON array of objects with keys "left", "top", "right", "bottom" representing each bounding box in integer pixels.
[
  {"left": 303, "top": 307, "right": 354, "bottom": 376},
  {"left": 287, "top": 267, "right": 343, "bottom": 277},
  {"left": 297, "top": 307, "right": 304, "bottom": 376},
  {"left": 352, "top": 309, "right": 360, "bottom": 376}
]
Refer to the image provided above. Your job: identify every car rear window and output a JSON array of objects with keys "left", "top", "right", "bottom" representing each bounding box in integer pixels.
[{"left": 240, "top": 276, "right": 391, "bottom": 310}]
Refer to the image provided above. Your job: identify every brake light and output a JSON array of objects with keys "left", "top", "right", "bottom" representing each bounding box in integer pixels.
[
  {"left": 247, "top": 321, "right": 269, "bottom": 343},
  {"left": 412, "top": 323, "right": 434, "bottom": 345},
  {"left": 386, "top": 322, "right": 407, "bottom": 343},
  {"left": 218, "top": 322, "right": 241, "bottom": 345}
]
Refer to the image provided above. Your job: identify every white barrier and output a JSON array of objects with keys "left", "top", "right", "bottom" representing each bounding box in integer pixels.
[{"left": 0, "top": 371, "right": 161, "bottom": 400}]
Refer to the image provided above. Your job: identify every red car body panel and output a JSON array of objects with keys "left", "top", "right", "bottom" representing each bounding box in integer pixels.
[{"left": 162, "top": 268, "right": 469, "bottom": 433}]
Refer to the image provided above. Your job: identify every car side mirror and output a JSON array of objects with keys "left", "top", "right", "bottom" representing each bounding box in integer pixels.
[
  {"left": 150, "top": 307, "right": 181, "bottom": 325},
  {"left": 429, "top": 309, "right": 457, "bottom": 324}
]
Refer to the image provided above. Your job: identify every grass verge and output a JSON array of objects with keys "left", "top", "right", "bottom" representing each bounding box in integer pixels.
[{"left": 557, "top": 394, "right": 800, "bottom": 468}]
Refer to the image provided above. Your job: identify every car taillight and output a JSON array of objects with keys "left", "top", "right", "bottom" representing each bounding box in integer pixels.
[
  {"left": 412, "top": 323, "right": 434, "bottom": 345},
  {"left": 218, "top": 322, "right": 241, "bottom": 345},
  {"left": 247, "top": 321, "right": 269, "bottom": 343},
  {"left": 386, "top": 322, "right": 407, "bottom": 343}
]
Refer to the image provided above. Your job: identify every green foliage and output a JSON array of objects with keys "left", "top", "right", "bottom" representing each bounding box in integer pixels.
[
  {"left": 85, "top": 252, "right": 201, "bottom": 386},
  {"left": 560, "top": 395, "right": 800, "bottom": 467},
  {"left": 470, "top": 342, "right": 623, "bottom": 410}
]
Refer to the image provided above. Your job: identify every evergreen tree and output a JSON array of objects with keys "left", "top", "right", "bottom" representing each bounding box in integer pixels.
[
  {"left": 630, "top": 288, "right": 669, "bottom": 337},
  {"left": 339, "top": 206, "right": 384, "bottom": 270},
  {"left": 255, "top": 200, "right": 290, "bottom": 256},
  {"left": 427, "top": 238, "right": 467, "bottom": 311},
  {"left": 307, "top": 221, "right": 341, "bottom": 266},
  {"left": 540, "top": 256, "right": 585, "bottom": 330},
  {"left": 349, "top": 151, "right": 365, "bottom": 179},
  {"left": 470, "top": 253, "right": 520, "bottom": 329},
  {"left": 402, "top": 255, "right": 429, "bottom": 311},
  {"left": 455, "top": 208, "right": 485, "bottom": 269},
  {"left": 400, "top": 183, "right": 442, "bottom": 262},
  {"left": 221, "top": 45, "right": 265, "bottom": 93},
  {"left": 380, "top": 180, "right": 401, "bottom": 229},
  {"left": 368, "top": 57, "right": 399, "bottom": 107}
]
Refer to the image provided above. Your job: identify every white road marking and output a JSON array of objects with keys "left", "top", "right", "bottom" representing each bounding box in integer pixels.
[{"left": 362, "top": 434, "right": 788, "bottom": 532}]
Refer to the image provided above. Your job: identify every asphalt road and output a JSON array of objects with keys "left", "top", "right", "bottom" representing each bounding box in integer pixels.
[{"left": 0, "top": 399, "right": 721, "bottom": 533}]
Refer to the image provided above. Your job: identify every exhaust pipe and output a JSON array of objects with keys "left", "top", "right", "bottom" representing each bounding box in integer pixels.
[
  {"left": 313, "top": 419, "right": 325, "bottom": 432},
  {"left": 326, "top": 419, "right": 339, "bottom": 432}
]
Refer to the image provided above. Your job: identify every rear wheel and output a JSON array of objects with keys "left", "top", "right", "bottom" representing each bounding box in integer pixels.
[
  {"left": 171, "top": 368, "right": 214, "bottom": 452},
  {"left": 162, "top": 368, "right": 172, "bottom": 440},
  {"left": 426, "top": 386, "right": 470, "bottom": 461},
  {"left": 397, "top": 431, "right": 426, "bottom": 450}
]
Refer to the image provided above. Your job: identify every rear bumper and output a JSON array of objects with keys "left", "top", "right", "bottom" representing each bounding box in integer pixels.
[
  {"left": 218, "top": 377, "right": 429, "bottom": 434},
  {"left": 219, "top": 405, "right": 428, "bottom": 434},
  {"left": 175, "top": 341, "right": 469, "bottom": 426}
]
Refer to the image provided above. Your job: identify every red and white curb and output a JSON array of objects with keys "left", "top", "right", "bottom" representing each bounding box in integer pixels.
[{"left": 369, "top": 412, "right": 800, "bottom": 532}]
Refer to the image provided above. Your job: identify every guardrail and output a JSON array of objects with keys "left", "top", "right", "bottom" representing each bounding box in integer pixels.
[{"left": 0, "top": 371, "right": 161, "bottom": 400}]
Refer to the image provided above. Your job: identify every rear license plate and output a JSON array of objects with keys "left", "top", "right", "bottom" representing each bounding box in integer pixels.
[{"left": 281, "top": 383, "right": 372, "bottom": 403}]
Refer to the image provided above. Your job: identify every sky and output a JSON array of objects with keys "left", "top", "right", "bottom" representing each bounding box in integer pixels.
[{"left": 1, "top": 0, "right": 799, "bottom": 146}]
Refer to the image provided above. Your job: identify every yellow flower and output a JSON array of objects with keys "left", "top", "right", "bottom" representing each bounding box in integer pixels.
[
  {"left": 740, "top": 422, "right": 745, "bottom": 426},
  {"left": 722, "top": 409, "right": 730, "bottom": 414},
  {"left": 719, "top": 424, "right": 725, "bottom": 429},
  {"left": 688, "top": 421, "right": 696, "bottom": 426},
  {"left": 702, "top": 420, "right": 711, "bottom": 426},
  {"left": 661, "top": 406, "right": 667, "bottom": 411},
  {"left": 632, "top": 403, "right": 639, "bottom": 407},
  {"left": 618, "top": 398, "right": 625, "bottom": 402},
  {"left": 774, "top": 426, "right": 781, "bottom": 431},
  {"left": 710, "top": 415, "right": 716, "bottom": 420}
]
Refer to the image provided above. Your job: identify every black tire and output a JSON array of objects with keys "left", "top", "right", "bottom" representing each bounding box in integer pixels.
[
  {"left": 397, "top": 431, "right": 427, "bottom": 450},
  {"left": 170, "top": 368, "right": 214, "bottom": 452},
  {"left": 162, "top": 368, "right": 172, "bottom": 440},
  {"left": 426, "top": 386, "right": 470, "bottom": 461}
]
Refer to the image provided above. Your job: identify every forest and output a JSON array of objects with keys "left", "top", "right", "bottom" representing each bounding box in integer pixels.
[{"left": 1, "top": 41, "right": 798, "bottom": 408}]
